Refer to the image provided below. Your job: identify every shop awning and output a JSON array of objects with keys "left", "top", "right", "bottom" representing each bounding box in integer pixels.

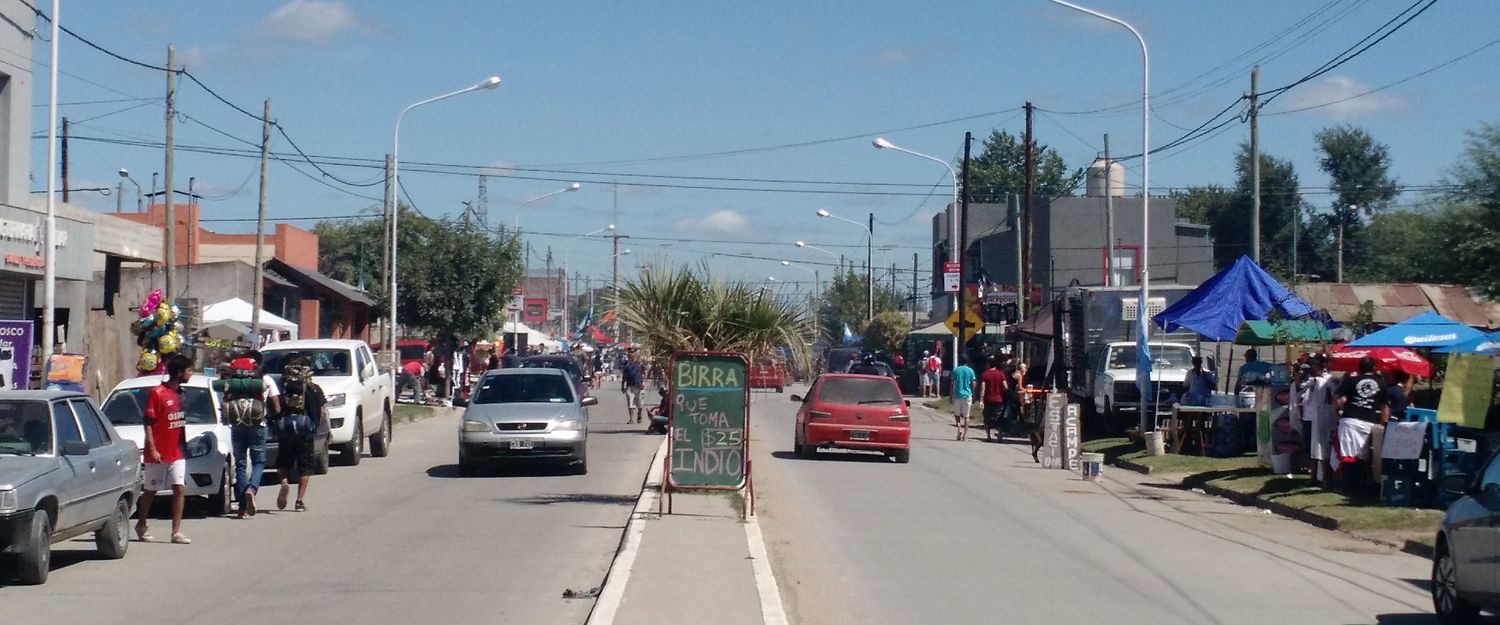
[
  {"left": 1234, "top": 319, "right": 1331, "bottom": 345},
  {"left": 1345, "top": 311, "right": 1485, "bottom": 349}
]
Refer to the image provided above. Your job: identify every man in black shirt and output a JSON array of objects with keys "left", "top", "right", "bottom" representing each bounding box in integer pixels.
[{"left": 1335, "top": 356, "right": 1388, "bottom": 494}]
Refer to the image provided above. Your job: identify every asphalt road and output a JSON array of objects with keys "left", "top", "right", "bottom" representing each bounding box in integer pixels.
[
  {"left": 752, "top": 383, "right": 1449, "bottom": 625},
  {"left": 1, "top": 389, "right": 660, "bottom": 625}
]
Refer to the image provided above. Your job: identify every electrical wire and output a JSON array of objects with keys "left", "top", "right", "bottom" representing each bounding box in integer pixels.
[{"left": 1265, "top": 33, "right": 1500, "bottom": 116}]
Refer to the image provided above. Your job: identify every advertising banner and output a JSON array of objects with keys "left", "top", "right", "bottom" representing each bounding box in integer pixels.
[
  {"left": 0, "top": 319, "right": 35, "bottom": 390},
  {"left": 522, "top": 297, "right": 548, "bottom": 324}
]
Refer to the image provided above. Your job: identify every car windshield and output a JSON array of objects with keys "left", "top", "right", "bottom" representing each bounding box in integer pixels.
[
  {"left": 816, "top": 377, "right": 903, "bottom": 405},
  {"left": 0, "top": 400, "right": 52, "bottom": 455},
  {"left": 472, "top": 374, "right": 576, "bottom": 404},
  {"left": 101, "top": 386, "right": 218, "bottom": 426},
  {"left": 262, "top": 349, "right": 353, "bottom": 377},
  {"left": 1108, "top": 346, "right": 1194, "bottom": 370}
]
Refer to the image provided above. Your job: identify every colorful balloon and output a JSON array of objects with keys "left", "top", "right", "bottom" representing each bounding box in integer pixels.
[
  {"left": 158, "top": 332, "right": 181, "bottom": 354},
  {"left": 140, "top": 289, "right": 163, "bottom": 318},
  {"left": 136, "top": 350, "right": 160, "bottom": 373}
]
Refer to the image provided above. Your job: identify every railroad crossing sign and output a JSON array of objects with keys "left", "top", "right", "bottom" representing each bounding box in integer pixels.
[{"left": 944, "top": 307, "right": 983, "bottom": 343}]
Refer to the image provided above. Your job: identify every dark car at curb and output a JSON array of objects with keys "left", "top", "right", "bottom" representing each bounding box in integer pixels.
[
  {"left": 1, "top": 390, "right": 142, "bottom": 585},
  {"left": 1432, "top": 448, "right": 1500, "bottom": 623}
]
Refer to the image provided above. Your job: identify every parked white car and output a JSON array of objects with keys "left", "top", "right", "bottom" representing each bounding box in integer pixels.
[
  {"left": 100, "top": 374, "right": 234, "bottom": 516},
  {"left": 261, "top": 340, "right": 395, "bottom": 466},
  {"left": 1086, "top": 341, "right": 1196, "bottom": 434}
]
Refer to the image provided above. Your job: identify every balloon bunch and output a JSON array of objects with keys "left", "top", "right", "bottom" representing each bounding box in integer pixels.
[{"left": 129, "top": 289, "right": 184, "bottom": 374}]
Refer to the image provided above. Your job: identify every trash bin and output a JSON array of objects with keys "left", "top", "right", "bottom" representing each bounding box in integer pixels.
[
  {"left": 1080, "top": 452, "right": 1104, "bottom": 481},
  {"left": 1145, "top": 431, "right": 1166, "bottom": 456}
]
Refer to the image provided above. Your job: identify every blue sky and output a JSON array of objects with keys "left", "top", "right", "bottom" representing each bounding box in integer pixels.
[{"left": 36, "top": 0, "right": 1500, "bottom": 298}]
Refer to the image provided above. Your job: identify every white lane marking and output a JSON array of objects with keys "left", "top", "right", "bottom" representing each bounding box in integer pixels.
[
  {"left": 745, "top": 514, "right": 790, "bottom": 625},
  {"left": 585, "top": 436, "right": 667, "bottom": 625}
]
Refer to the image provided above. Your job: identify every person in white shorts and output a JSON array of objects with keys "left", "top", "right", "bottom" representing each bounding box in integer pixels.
[{"left": 137, "top": 354, "right": 194, "bottom": 545}]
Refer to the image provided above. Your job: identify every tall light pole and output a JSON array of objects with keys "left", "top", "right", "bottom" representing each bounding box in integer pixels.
[
  {"left": 873, "top": 137, "right": 960, "bottom": 362},
  {"left": 817, "top": 209, "right": 873, "bottom": 321},
  {"left": 563, "top": 224, "right": 614, "bottom": 338},
  {"left": 795, "top": 240, "right": 839, "bottom": 261},
  {"left": 42, "top": 0, "right": 60, "bottom": 356},
  {"left": 388, "top": 75, "right": 501, "bottom": 370},
  {"left": 1045, "top": 0, "right": 1150, "bottom": 433},
  {"left": 515, "top": 183, "right": 581, "bottom": 230},
  {"left": 119, "top": 169, "right": 143, "bottom": 212},
  {"left": 781, "top": 260, "right": 820, "bottom": 338}
]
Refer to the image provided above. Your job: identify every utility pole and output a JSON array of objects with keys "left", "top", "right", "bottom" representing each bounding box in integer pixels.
[
  {"left": 252, "top": 98, "right": 271, "bottom": 339},
  {"left": 1023, "top": 101, "right": 1035, "bottom": 318},
  {"left": 911, "top": 253, "right": 918, "bottom": 326},
  {"left": 1249, "top": 65, "right": 1261, "bottom": 265},
  {"left": 381, "top": 154, "right": 392, "bottom": 347},
  {"left": 866, "top": 212, "right": 874, "bottom": 321},
  {"left": 545, "top": 246, "right": 555, "bottom": 334},
  {"left": 163, "top": 45, "right": 178, "bottom": 299},
  {"left": 1103, "top": 133, "right": 1114, "bottom": 286},
  {"left": 60, "top": 117, "right": 69, "bottom": 203},
  {"left": 477, "top": 175, "right": 489, "bottom": 226},
  {"left": 611, "top": 232, "right": 622, "bottom": 340},
  {"left": 958, "top": 132, "right": 973, "bottom": 363}
]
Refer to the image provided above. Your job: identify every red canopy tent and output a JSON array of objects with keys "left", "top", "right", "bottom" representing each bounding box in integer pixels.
[{"left": 1329, "top": 345, "right": 1433, "bottom": 378}]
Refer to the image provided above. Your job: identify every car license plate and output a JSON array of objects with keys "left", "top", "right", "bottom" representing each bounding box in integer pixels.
[
  {"left": 509, "top": 439, "right": 535, "bottom": 450},
  {"left": 848, "top": 430, "right": 871, "bottom": 441}
]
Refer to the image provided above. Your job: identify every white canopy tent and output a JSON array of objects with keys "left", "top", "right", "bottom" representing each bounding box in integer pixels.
[
  {"left": 501, "top": 321, "right": 552, "bottom": 348},
  {"left": 200, "top": 298, "right": 299, "bottom": 342}
]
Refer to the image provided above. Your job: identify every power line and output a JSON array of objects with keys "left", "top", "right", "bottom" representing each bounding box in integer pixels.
[{"left": 1265, "top": 33, "right": 1500, "bottom": 116}]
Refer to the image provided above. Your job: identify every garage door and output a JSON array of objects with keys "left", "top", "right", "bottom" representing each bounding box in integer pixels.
[{"left": 0, "top": 275, "right": 27, "bottom": 319}]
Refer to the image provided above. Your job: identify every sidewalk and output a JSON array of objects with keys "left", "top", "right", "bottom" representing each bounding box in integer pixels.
[{"left": 588, "top": 439, "right": 783, "bottom": 625}]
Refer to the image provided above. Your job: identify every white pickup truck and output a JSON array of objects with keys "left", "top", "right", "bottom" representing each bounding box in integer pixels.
[
  {"left": 261, "top": 340, "right": 395, "bottom": 466},
  {"left": 1085, "top": 341, "right": 1196, "bottom": 434}
]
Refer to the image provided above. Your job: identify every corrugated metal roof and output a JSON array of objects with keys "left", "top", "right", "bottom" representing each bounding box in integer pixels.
[{"left": 1295, "top": 282, "right": 1500, "bottom": 329}]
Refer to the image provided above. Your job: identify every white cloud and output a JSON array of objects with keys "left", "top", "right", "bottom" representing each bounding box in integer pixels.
[
  {"left": 673, "top": 209, "right": 750, "bottom": 236},
  {"left": 175, "top": 46, "right": 209, "bottom": 71},
  {"left": 1280, "top": 75, "right": 1404, "bottom": 118},
  {"left": 257, "top": 0, "right": 367, "bottom": 45}
]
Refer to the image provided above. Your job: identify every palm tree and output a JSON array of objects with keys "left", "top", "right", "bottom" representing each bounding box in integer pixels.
[{"left": 614, "top": 263, "right": 811, "bottom": 373}]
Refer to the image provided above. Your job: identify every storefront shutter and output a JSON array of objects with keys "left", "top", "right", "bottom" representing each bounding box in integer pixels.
[{"left": 0, "top": 275, "right": 28, "bottom": 319}]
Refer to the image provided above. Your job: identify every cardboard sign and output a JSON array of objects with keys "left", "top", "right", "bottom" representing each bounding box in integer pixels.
[
  {"left": 1438, "top": 354, "right": 1495, "bottom": 429},
  {"left": 1040, "top": 392, "right": 1066, "bottom": 469},
  {"left": 667, "top": 352, "right": 749, "bottom": 490},
  {"left": 1062, "top": 403, "right": 1081, "bottom": 471}
]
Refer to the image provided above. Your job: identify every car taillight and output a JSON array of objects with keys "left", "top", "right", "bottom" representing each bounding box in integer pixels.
[
  {"left": 809, "top": 410, "right": 832, "bottom": 419},
  {"left": 889, "top": 413, "right": 909, "bottom": 421}
]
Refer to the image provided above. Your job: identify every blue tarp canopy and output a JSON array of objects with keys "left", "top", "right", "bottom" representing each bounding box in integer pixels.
[
  {"left": 1437, "top": 330, "right": 1500, "bottom": 354},
  {"left": 1153, "top": 255, "right": 1317, "bottom": 341},
  {"left": 1349, "top": 311, "right": 1486, "bottom": 349}
]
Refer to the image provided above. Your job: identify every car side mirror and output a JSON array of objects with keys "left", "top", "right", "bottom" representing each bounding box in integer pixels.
[
  {"left": 789, "top": 394, "right": 803, "bottom": 403},
  {"left": 62, "top": 440, "right": 90, "bottom": 456},
  {"left": 581, "top": 396, "right": 599, "bottom": 407},
  {"left": 905, "top": 399, "right": 912, "bottom": 407},
  {"left": 1441, "top": 473, "right": 1470, "bottom": 497}
]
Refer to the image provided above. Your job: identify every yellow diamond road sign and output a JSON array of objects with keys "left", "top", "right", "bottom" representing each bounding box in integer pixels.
[{"left": 945, "top": 308, "right": 983, "bottom": 342}]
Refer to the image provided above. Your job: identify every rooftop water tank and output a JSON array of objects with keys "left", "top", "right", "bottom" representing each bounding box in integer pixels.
[{"left": 1085, "top": 157, "right": 1125, "bottom": 198}]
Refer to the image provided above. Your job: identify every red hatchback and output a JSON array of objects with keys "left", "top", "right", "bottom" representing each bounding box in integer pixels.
[
  {"left": 748, "top": 360, "right": 788, "bottom": 393},
  {"left": 792, "top": 374, "right": 911, "bottom": 463}
]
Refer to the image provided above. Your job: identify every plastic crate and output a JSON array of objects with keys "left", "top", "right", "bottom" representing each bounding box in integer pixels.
[
  {"left": 1432, "top": 449, "right": 1481, "bottom": 479},
  {"left": 1384, "top": 458, "right": 1425, "bottom": 479},
  {"left": 1404, "top": 407, "right": 1439, "bottom": 424},
  {"left": 1383, "top": 475, "right": 1431, "bottom": 508}
]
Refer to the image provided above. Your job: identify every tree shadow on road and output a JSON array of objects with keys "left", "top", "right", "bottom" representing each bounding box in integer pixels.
[
  {"left": 427, "top": 463, "right": 576, "bottom": 479},
  {"left": 502, "top": 493, "right": 639, "bottom": 506}
]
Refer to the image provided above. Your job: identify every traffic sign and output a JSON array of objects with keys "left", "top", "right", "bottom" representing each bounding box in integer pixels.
[
  {"left": 942, "top": 261, "right": 960, "bottom": 293},
  {"left": 944, "top": 307, "right": 983, "bottom": 343}
]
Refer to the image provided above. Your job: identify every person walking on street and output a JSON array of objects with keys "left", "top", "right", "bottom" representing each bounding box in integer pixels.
[
  {"left": 950, "top": 357, "right": 976, "bottom": 441},
  {"left": 221, "top": 351, "right": 279, "bottom": 519},
  {"left": 136, "top": 354, "right": 194, "bottom": 544},
  {"left": 276, "top": 356, "right": 325, "bottom": 513},
  {"left": 979, "top": 355, "right": 1007, "bottom": 442},
  {"left": 501, "top": 347, "right": 521, "bottom": 369},
  {"left": 920, "top": 351, "right": 938, "bottom": 398},
  {"left": 622, "top": 349, "right": 645, "bottom": 423}
]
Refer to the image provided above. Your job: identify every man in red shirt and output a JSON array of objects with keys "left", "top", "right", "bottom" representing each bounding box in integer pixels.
[
  {"left": 979, "top": 355, "right": 1009, "bottom": 442},
  {"left": 136, "top": 354, "right": 194, "bottom": 544}
]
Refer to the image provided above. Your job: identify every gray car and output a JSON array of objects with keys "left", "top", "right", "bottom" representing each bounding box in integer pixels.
[
  {"left": 1433, "top": 449, "right": 1500, "bottom": 623},
  {"left": 0, "top": 390, "right": 142, "bottom": 584},
  {"left": 457, "top": 369, "right": 596, "bottom": 476}
]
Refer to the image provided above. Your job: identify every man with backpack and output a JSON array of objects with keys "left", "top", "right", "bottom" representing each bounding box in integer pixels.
[
  {"left": 276, "top": 355, "right": 325, "bottom": 512},
  {"left": 215, "top": 351, "right": 280, "bottom": 519},
  {"left": 920, "top": 351, "right": 941, "bottom": 398}
]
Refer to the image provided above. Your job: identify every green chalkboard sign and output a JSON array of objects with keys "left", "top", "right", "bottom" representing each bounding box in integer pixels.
[{"left": 667, "top": 352, "right": 749, "bottom": 490}]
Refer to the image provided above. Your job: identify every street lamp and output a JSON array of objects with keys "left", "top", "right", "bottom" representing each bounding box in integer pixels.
[
  {"left": 782, "top": 260, "right": 821, "bottom": 336},
  {"left": 816, "top": 209, "right": 874, "bottom": 321},
  {"left": 795, "top": 240, "right": 839, "bottom": 260},
  {"left": 1045, "top": 0, "right": 1151, "bottom": 433},
  {"left": 562, "top": 224, "right": 614, "bottom": 338},
  {"left": 387, "top": 75, "right": 502, "bottom": 370},
  {"left": 515, "top": 182, "right": 582, "bottom": 230},
  {"left": 119, "top": 169, "right": 143, "bottom": 212},
  {"left": 872, "top": 137, "right": 960, "bottom": 362}
]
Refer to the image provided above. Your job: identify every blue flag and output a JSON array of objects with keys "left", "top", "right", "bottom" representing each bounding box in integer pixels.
[{"left": 1135, "top": 283, "right": 1152, "bottom": 397}]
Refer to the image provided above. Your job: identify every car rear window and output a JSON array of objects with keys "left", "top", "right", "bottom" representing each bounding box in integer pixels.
[
  {"left": 816, "top": 377, "right": 902, "bottom": 405},
  {"left": 472, "top": 374, "right": 576, "bottom": 404}
]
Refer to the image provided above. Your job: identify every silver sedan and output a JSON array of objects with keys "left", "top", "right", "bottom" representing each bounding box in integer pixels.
[{"left": 457, "top": 369, "right": 596, "bottom": 476}]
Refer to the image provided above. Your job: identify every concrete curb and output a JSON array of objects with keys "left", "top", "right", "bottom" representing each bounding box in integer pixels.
[
  {"left": 585, "top": 436, "right": 668, "bottom": 625},
  {"left": 1099, "top": 455, "right": 1436, "bottom": 560}
]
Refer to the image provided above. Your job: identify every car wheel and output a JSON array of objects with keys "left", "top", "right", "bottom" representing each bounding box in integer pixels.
[
  {"left": 16, "top": 508, "right": 51, "bottom": 585},
  {"left": 341, "top": 416, "right": 364, "bottom": 466},
  {"left": 314, "top": 440, "right": 331, "bottom": 475},
  {"left": 891, "top": 449, "right": 911, "bottom": 464},
  {"left": 207, "top": 463, "right": 232, "bottom": 517},
  {"left": 95, "top": 497, "right": 130, "bottom": 559},
  {"left": 798, "top": 439, "right": 817, "bottom": 460},
  {"left": 370, "top": 410, "right": 392, "bottom": 458},
  {"left": 1433, "top": 543, "right": 1480, "bottom": 624},
  {"left": 571, "top": 453, "right": 589, "bottom": 476},
  {"left": 458, "top": 455, "right": 477, "bottom": 477}
]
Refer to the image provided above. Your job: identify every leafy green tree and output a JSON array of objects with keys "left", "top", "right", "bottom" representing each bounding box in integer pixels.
[
  {"left": 816, "top": 266, "right": 901, "bottom": 343},
  {"left": 965, "top": 130, "right": 1085, "bottom": 202},
  {"left": 1173, "top": 146, "right": 1310, "bottom": 277},
  {"left": 1435, "top": 123, "right": 1500, "bottom": 296},
  {"left": 1314, "top": 126, "right": 1399, "bottom": 278},
  {"left": 862, "top": 311, "right": 911, "bottom": 355},
  {"left": 1353, "top": 210, "right": 1442, "bottom": 282},
  {"left": 314, "top": 211, "right": 387, "bottom": 298}
]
